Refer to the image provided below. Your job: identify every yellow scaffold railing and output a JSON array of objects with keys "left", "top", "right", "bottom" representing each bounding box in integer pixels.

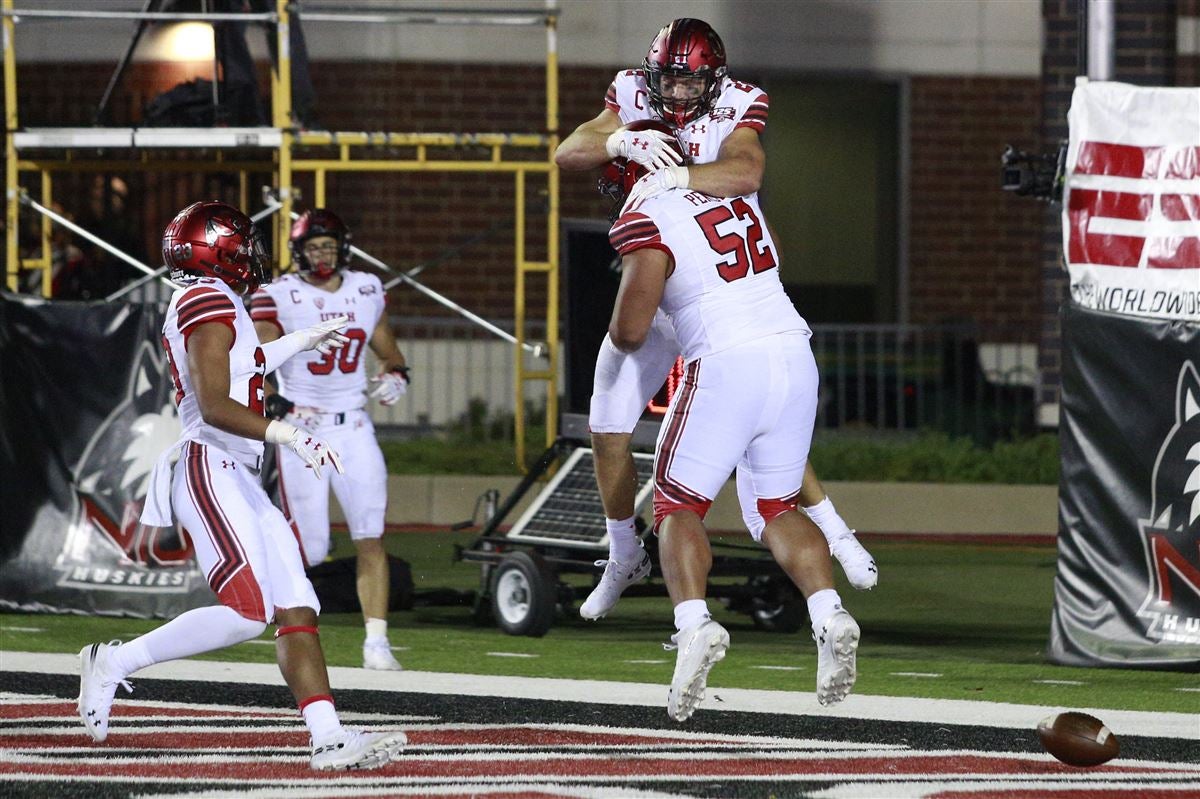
[{"left": 1, "top": 0, "right": 560, "bottom": 468}]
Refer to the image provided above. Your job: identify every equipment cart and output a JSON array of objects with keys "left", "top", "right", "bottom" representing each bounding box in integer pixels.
[{"left": 455, "top": 438, "right": 807, "bottom": 636}]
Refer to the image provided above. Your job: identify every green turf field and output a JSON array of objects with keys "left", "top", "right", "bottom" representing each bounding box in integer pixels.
[{"left": 2, "top": 531, "right": 1196, "bottom": 715}]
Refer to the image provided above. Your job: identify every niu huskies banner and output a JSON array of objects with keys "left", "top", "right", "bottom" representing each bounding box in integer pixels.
[
  {"left": 1063, "top": 80, "right": 1199, "bottom": 322},
  {"left": 0, "top": 294, "right": 212, "bottom": 617},
  {"left": 1049, "top": 302, "right": 1200, "bottom": 669}
]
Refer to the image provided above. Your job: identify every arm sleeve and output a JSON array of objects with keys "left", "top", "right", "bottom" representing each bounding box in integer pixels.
[
  {"left": 249, "top": 288, "right": 283, "bottom": 334},
  {"left": 176, "top": 286, "right": 237, "bottom": 347},
  {"left": 609, "top": 211, "right": 672, "bottom": 259},
  {"left": 735, "top": 91, "right": 769, "bottom": 134}
]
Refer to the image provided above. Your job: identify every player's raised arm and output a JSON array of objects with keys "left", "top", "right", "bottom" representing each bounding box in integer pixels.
[
  {"left": 555, "top": 108, "right": 623, "bottom": 170},
  {"left": 685, "top": 125, "right": 765, "bottom": 198}
]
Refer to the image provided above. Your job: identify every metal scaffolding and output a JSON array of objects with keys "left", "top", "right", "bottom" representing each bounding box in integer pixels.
[{"left": 1, "top": 0, "right": 561, "bottom": 466}]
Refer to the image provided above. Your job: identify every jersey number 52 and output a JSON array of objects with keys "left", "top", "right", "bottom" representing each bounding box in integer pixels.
[{"left": 695, "top": 198, "right": 777, "bottom": 282}]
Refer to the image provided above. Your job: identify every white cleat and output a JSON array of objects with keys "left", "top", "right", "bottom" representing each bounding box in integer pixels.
[
  {"left": 579, "top": 548, "right": 652, "bottom": 620},
  {"left": 77, "top": 641, "right": 133, "bottom": 743},
  {"left": 362, "top": 641, "right": 404, "bottom": 671},
  {"left": 665, "top": 619, "right": 729, "bottom": 722},
  {"left": 815, "top": 609, "right": 860, "bottom": 706},
  {"left": 828, "top": 531, "right": 878, "bottom": 590},
  {"left": 310, "top": 729, "right": 408, "bottom": 771}
]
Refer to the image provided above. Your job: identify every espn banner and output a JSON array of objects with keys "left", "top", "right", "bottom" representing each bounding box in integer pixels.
[
  {"left": 1063, "top": 80, "right": 1199, "bottom": 322},
  {"left": 0, "top": 294, "right": 213, "bottom": 617},
  {"left": 1048, "top": 302, "right": 1200, "bottom": 668}
]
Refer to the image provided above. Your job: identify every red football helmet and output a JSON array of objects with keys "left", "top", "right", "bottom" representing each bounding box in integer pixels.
[
  {"left": 597, "top": 120, "right": 686, "bottom": 218},
  {"left": 162, "top": 201, "right": 269, "bottom": 294},
  {"left": 289, "top": 208, "right": 352, "bottom": 280},
  {"left": 642, "top": 18, "right": 728, "bottom": 127}
]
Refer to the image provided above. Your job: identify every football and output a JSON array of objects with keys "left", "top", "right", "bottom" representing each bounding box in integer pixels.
[{"left": 1037, "top": 712, "right": 1120, "bottom": 767}]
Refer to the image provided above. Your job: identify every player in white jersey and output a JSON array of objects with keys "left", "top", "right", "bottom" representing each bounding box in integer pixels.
[
  {"left": 554, "top": 18, "right": 876, "bottom": 622},
  {"left": 77, "top": 201, "right": 407, "bottom": 770},
  {"left": 607, "top": 159, "right": 862, "bottom": 720},
  {"left": 251, "top": 208, "right": 410, "bottom": 672}
]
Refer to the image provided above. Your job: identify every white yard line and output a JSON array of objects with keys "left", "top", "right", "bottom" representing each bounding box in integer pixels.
[{"left": 2, "top": 650, "right": 1195, "bottom": 740}]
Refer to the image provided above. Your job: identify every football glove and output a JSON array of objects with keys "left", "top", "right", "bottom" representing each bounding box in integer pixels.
[
  {"left": 624, "top": 165, "right": 690, "bottom": 211},
  {"left": 605, "top": 127, "right": 684, "bottom": 171},
  {"left": 369, "top": 366, "right": 410, "bottom": 406},
  {"left": 265, "top": 420, "right": 344, "bottom": 479}
]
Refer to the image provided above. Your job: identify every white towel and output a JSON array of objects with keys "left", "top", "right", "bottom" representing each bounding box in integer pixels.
[{"left": 139, "top": 437, "right": 188, "bottom": 527}]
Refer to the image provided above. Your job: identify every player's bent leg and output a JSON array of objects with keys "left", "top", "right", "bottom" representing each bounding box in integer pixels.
[
  {"left": 799, "top": 463, "right": 878, "bottom": 589},
  {"left": 581, "top": 432, "right": 652, "bottom": 620},
  {"left": 79, "top": 606, "right": 268, "bottom": 743}
]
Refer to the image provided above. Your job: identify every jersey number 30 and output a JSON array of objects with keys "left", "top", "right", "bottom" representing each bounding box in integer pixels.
[
  {"left": 695, "top": 198, "right": 777, "bottom": 282},
  {"left": 308, "top": 327, "right": 367, "bottom": 375}
]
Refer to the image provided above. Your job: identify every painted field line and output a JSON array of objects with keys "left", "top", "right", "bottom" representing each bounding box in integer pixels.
[
  {"left": 2, "top": 651, "right": 1194, "bottom": 739},
  {"left": 0, "top": 627, "right": 44, "bottom": 633},
  {"left": 486, "top": 652, "right": 539, "bottom": 658},
  {"left": 1033, "top": 679, "right": 1086, "bottom": 686},
  {"left": 890, "top": 672, "right": 942, "bottom": 678},
  {"left": 753, "top": 665, "right": 804, "bottom": 671},
  {"left": 624, "top": 659, "right": 667, "bottom": 665}
]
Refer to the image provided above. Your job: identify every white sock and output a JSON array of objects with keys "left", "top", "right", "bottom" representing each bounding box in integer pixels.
[
  {"left": 673, "top": 599, "right": 711, "bottom": 632},
  {"left": 108, "top": 605, "right": 266, "bottom": 678},
  {"left": 606, "top": 516, "right": 641, "bottom": 563},
  {"left": 364, "top": 617, "right": 388, "bottom": 645},
  {"left": 302, "top": 698, "right": 344, "bottom": 746},
  {"left": 803, "top": 496, "right": 853, "bottom": 542},
  {"left": 807, "top": 588, "right": 843, "bottom": 637}
]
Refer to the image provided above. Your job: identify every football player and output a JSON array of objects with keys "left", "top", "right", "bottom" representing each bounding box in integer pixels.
[
  {"left": 79, "top": 201, "right": 407, "bottom": 770},
  {"left": 251, "top": 209, "right": 410, "bottom": 672},
  {"left": 606, "top": 137, "right": 861, "bottom": 719},
  {"left": 554, "top": 18, "right": 876, "bottom": 622}
]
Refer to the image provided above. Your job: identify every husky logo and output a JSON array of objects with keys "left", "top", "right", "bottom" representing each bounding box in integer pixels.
[
  {"left": 59, "top": 333, "right": 202, "bottom": 594},
  {"left": 1136, "top": 360, "right": 1200, "bottom": 644}
]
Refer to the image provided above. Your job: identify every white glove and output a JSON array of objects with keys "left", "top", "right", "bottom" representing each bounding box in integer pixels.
[
  {"left": 369, "top": 369, "right": 409, "bottom": 405},
  {"left": 624, "top": 165, "right": 690, "bottom": 211},
  {"left": 302, "top": 314, "right": 351, "bottom": 355},
  {"left": 260, "top": 314, "right": 351, "bottom": 372},
  {"left": 265, "top": 420, "right": 345, "bottom": 479},
  {"left": 605, "top": 127, "right": 683, "bottom": 171}
]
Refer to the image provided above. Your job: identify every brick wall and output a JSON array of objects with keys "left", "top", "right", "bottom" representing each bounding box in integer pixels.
[{"left": 907, "top": 76, "right": 1043, "bottom": 331}]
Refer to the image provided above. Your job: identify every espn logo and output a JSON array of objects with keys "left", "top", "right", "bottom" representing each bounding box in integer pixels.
[{"left": 1067, "top": 142, "right": 1199, "bottom": 269}]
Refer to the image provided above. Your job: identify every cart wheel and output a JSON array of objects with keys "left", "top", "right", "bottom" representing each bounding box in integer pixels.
[
  {"left": 750, "top": 576, "right": 808, "bottom": 634},
  {"left": 490, "top": 551, "right": 555, "bottom": 637}
]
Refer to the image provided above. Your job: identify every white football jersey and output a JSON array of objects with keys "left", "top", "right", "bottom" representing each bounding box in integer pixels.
[
  {"left": 250, "top": 270, "right": 386, "bottom": 413},
  {"left": 162, "top": 278, "right": 266, "bottom": 466},
  {"left": 604, "top": 69, "right": 768, "bottom": 165},
  {"left": 609, "top": 190, "right": 808, "bottom": 362}
]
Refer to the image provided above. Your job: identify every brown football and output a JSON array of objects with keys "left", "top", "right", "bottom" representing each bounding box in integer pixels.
[{"left": 1037, "top": 712, "right": 1120, "bottom": 767}]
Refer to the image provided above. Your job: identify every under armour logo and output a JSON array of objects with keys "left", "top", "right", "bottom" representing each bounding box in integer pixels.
[
  {"left": 689, "top": 123, "right": 707, "bottom": 134},
  {"left": 221, "top": 460, "right": 235, "bottom": 470},
  {"left": 631, "top": 136, "right": 650, "bottom": 151}
]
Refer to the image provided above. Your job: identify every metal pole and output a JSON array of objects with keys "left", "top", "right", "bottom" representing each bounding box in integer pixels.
[
  {"left": 93, "top": 0, "right": 158, "bottom": 126},
  {"left": 21, "top": 193, "right": 172, "bottom": 284},
  {"left": 1087, "top": 0, "right": 1116, "bottom": 81},
  {"left": 3, "top": 0, "right": 18, "bottom": 292}
]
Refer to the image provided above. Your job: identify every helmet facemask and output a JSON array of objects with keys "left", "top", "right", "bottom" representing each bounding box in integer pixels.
[
  {"left": 289, "top": 209, "right": 353, "bottom": 280},
  {"left": 642, "top": 18, "right": 728, "bottom": 127}
]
